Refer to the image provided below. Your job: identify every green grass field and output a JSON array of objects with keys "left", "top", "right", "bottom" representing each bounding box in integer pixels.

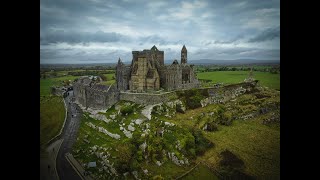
[
  {"left": 197, "top": 71, "right": 280, "bottom": 90},
  {"left": 165, "top": 89, "right": 280, "bottom": 179},
  {"left": 40, "top": 96, "right": 66, "bottom": 146},
  {"left": 40, "top": 76, "right": 78, "bottom": 96},
  {"left": 101, "top": 73, "right": 115, "bottom": 85},
  {"left": 183, "top": 164, "right": 219, "bottom": 180},
  {"left": 197, "top": 119, "right": 280, "bottom": 179}
]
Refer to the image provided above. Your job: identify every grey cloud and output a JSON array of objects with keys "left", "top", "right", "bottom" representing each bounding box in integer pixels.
[
  {"left": 138, "top": 35, "right": 183, "bottom": 46},
  {"left": 248, "top": 27, "right": 280, "bottom": 43},
  {"left": 41, "top": 30, "right": 127, "bottom": 44},
  {"left": 40, "top": 0, "right": 280, "bottom": 64}
]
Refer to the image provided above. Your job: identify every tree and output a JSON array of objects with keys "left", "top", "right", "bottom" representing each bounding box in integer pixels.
[
  {"left": 99, "top": 74, "right": 107, "bottom": 81},
  {"left": 115, "top": 143, "right": 134, "bottom": 173},
  {"left": 51, "top": 71, "right": 57, "bottom": 77}
]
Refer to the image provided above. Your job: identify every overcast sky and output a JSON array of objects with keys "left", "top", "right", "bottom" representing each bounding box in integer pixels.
[{"left": 40, "top": 0, "right": 280, "bottom": 64}]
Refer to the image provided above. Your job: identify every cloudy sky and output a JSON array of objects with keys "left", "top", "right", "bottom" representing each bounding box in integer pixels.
[{"left": 40, "top": 0, "right": 280, "bottom": 64}]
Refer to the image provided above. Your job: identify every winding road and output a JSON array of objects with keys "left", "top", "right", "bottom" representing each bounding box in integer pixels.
[{"left": 56, "top": 90, "right": 82, "bottom": 180}]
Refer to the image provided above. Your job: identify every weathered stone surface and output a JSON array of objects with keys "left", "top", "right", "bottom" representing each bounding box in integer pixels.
[
  {"left": 164, "top": 121, "right": 175, "bottom": 127},
  {"left": 143, "top": 169, "right": 148, "bottom": 175},
  {"left": 128, "top": 125, "right": 135, "bottom": 131},
  {"left": 142, "top": 104, "right": 160, "bottom": 120},
  {"left": 109, "top": 114, "right": 116, "bottom": 120},
  {"left": 74, "top": 77, "right": 120, "bottom": 110},
  {"left": 156, "top": 161, "right": 162, "bottom": 166},
  {"left": 122, "top": 127, "right": 133, "bottom": 138},
  {"left": 116, "top": 45, "right": 200, "bottom": 93},
  {"left": 89, "top": 114, "right": 111, "bottom": 123},
  {"left": 85, "top": 122, "right": 120, "bottom": 139},
  {"left": 139, "top": 141, "right": 147, "bottom": 152},
  {"left": 132, "top": 171, "right": 139, "bottom": 180},
  {"left": 134, "top": 119, "right": 144, "bottom": 125}
]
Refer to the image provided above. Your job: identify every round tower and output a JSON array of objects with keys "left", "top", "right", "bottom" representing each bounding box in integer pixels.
[{"left": 181, "top": 45, "right": 187, "bottom": 64}]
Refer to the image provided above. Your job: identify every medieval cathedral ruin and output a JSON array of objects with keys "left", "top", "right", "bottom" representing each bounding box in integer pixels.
[
  {"left": 73, "top": 45, "right": 200, "bottom": 109},
  {"left": 116, "top": 45, "right": 200, "bottom": 92}
]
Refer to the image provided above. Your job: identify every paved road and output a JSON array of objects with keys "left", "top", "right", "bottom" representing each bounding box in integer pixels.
[{"left": 56, "top": 91, "right": 83, "bottom": 180}]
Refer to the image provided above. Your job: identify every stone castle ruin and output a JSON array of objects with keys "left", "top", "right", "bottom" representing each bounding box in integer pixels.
[
  {"left": 73, "top": 45, "right": 257, "bottom": 110},
  {"left": 73, "top": 45, "right": 200, "bottom": 109},
  {"left": 116, "top": 45, "right": 199, "bottom": 92},
  {"left": 73, "top": 77, "right": 120, "bottom": 109}
]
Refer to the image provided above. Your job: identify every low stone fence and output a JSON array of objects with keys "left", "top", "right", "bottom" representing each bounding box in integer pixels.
[{"left": 119, "top": 81, "right": 257, "bottom": 106}]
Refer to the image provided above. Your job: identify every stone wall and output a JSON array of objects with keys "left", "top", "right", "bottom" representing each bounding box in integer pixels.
[
  {"left": 200, "top": 81, "right": 258, "bottom": 107},
  {"left": 120, "top": 81, "right": 257, "bottom": 106},
  {"left": 74, "top": 77, "right": 120, "bottom": 110},
  {"left": 120, "top": 91, "right": 177, "bottom": 105}
]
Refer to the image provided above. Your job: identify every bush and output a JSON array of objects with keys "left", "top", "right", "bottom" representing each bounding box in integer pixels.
[
  {"left": 215, "top": 106, "right": 233, "bottom": 126},
  {"left": 219, "top": 112, "right": 233, "bottom": 126},
  {"left": 114, "top": 143, "right": 134, "bottom": 173},
  {"left": 176, "top": 103, "right": 185, "bottom": 113},
  {"left": 187, "top": 95, "right": 203, "bottom": 109},
  {"left": 206, "top": 121, "right": 218, "bottom": 131},
  {"left": 120, "top": 105, "right": 134, "bottom": 115},
  {"left": 192, "top": 129, "right": 214, "bottom": 155},
  {"left": 99, "top": 74, "right": 107, "bottom": 81},
  {"left": 137, "top": 150, "right": 143, "bottom": 162}
]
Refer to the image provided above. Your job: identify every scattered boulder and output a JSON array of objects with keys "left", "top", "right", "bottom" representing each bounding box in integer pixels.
[
  {"left": 132, "top": 171, "right": 139, "bottom": 180},
  {"left": 122, "top": 127, "right": 132, "bottom": 138},
  {"left": 143, "top": 169, "right": 148, "bottom": 175},
  {"left": 164, "top": 122, "right": 175, "bottom": 127},
  {"left": 109, "top": 114, "right": 116, "bottom": 120},
  {"left": 128, "top": 125, "right": 135, "bottom": 131},
  {"left": 135, "top": 119, "right": 144, "bottom": 125},
  {"left": 176, "top": 100, "right": 186, "bottom": 113},
  {"left": 156, "top": 161, "right": 162, "bottom": 166}
]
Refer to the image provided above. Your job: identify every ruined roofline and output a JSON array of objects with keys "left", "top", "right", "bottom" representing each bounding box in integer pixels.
[{"left": 132, "top": 50, "right": 164, "bottom": 54}]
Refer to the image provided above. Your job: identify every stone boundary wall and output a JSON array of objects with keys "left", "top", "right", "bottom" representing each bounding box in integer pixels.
[
  {"left": 119, "top": 81, "right": 257, "bottom": 106},
  {"left": 200, "top": 81, "right": 258, "bottom": 107},
  {"left": 120, "top": 91, "right": 177, "bottom": 105}
]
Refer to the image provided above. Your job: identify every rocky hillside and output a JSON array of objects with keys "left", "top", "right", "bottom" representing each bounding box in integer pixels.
[{"left": 72, "top": 86, "right": 280, "bottom": 179}]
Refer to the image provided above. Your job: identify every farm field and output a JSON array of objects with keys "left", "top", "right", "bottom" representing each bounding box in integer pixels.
[
  {"left": 197, "top": 71, "right": 280, "bottom": 90},
  {"left": 40, "top": 95, "right": 66, "bottom": 147}
]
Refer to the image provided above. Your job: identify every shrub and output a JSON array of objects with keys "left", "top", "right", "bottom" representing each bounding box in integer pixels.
[
  {"left": 99, "top": 74, "right": 107, "bottom": 81},
  {"left": 176, "top": 103, "right": 185, "bottom": 113},
  {"left": 215, "top": 106, "right": 233, "bottom": 126},
  {"left": 137, "top": 150, "right": 143, "bottom": 162},
  {"left": 114, "top": 143, "right": 134, "bottom": 173},
  {"left": 129, "top": 159, "right": 140, "bottom": 170},
  {"left": 120, "top": 105, "right": 133, "bottom": 115},
  {"left": 192, "top": 129, "right": 214, "bottom": 155},
  {"left": 206, "top": 121, "right": 218, "bottom": 131},
  {"left": 187, "top": 95, "right": 203, "bottom": 109}
]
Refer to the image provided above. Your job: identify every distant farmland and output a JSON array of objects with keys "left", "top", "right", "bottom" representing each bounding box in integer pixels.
[{"left": 197, "top": 71, "right": 280, "bottom": 90}]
